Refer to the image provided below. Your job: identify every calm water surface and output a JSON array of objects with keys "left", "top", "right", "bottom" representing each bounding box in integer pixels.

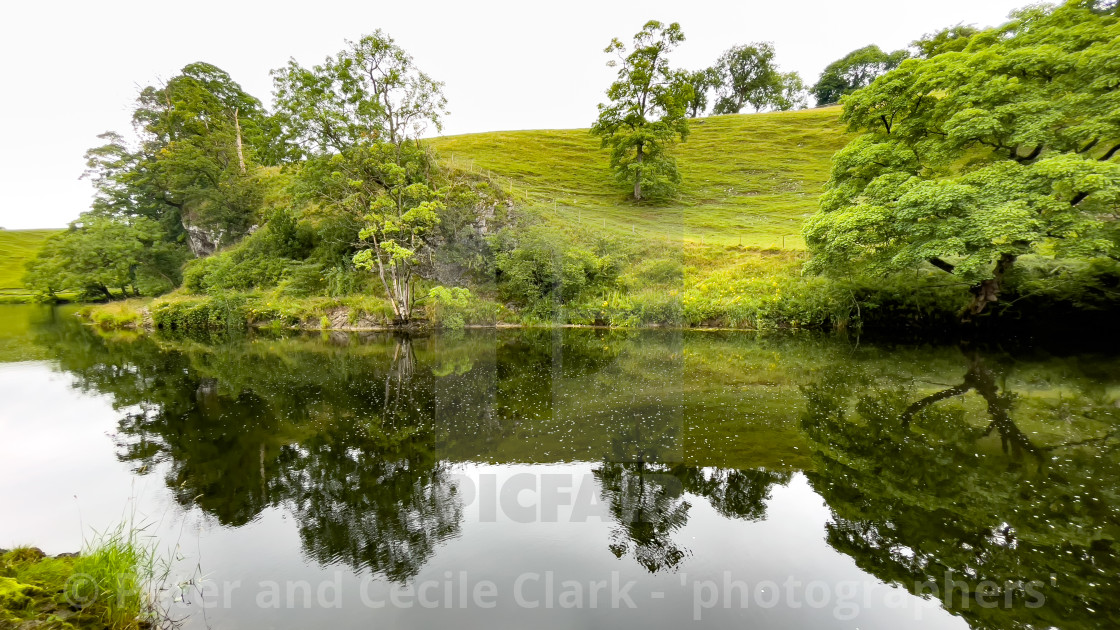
[{"left": 1, "top": 305, "right": 1118, "bottom": 628}]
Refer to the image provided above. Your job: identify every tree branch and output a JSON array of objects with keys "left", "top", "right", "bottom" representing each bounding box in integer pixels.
[
  {"left": 1077, "top": 137, "right": 1099, "bottom": 154},
  {"left": 928, "top": 257, "right": 955, "bottom": 274},
  {"left": 1011, "top": 144, "right": 1043, "bottom": 163},
  {"left": 900, "top": 383, "right": 973, "bottom": 427}
]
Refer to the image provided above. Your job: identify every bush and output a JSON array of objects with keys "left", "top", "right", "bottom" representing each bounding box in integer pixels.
[
  {"left": 151, "top": 295, "right": 250, "bottom": 332},
  {"left": 492, "top": 227, "right": 623, "bottom": 321},
  {"left": 182, "top": 229, "right": 294, "bottom": 294},
  {"left": 426, "top": 286, "right": 498, "bottom": 329}
]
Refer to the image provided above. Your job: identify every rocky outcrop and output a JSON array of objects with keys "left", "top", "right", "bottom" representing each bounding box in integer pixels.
[{"left": 183, "top": 223, "right": 224, "bottom": 257}]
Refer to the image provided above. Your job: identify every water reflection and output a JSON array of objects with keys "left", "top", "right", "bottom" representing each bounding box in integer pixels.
[
  {"left": 800, "top": 345, "right": 1120, "bottom": 628},
  {"left": 21, "top": 312, "right": 1120, "bottom": 627}
]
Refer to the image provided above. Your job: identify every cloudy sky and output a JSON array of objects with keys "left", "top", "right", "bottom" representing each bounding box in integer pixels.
[{"left": 0, "top": 0, "right": 1030, "bottom": 229}]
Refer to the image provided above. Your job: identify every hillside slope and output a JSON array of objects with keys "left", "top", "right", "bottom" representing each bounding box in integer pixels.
[
  {"left": 0, "top": 229, "right": 60, "bottom": 300},
  {"left": 429, "top": 106, "right": 847, "bottom": 249}
]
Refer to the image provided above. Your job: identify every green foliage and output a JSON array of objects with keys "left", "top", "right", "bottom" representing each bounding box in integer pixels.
[
  {"left": 80, "top": 300, "right": 147, "bottom": 329},
  {"left": 274, "top": 31, "right": 455, "bottom": 323},
  {"left": 804, "top": 1, "right": 1120, "bottom": 315},
  {"left": 271, "top": 31, "right": 446, "bottom": 153},
  {"left": 349, "top": 143, "right": 444, "bottom": 319},
  {"left": 182, "top": 227, "right": 293, "bottom": 293},
  {"left": 711, "top": 42, "right": 805, "bottom": 113},
  {"left": 86, "top": 62, "right": 274, "bottom": 254},
  {"left": 23, "top": 217, "right": 186, "bottom": 301},
  {"left": 492, "top": 227, "right": 623, "bottom": 321},
  {"left": 426, "top": 286, "right": 497, "bottom": 329},
  {"left": 683, "top": 68, "right": 720, "bottom": 118},
  {"left": 151, "top": 293, "right": 251, "bottom": 332},
  {"left": 810, "top": 45, "right": 908, "bottom": 106},
  {"left": 266, "top": 207, "right": 314, "bottom": 259},
  {"left": 911, "top": 24, "right": 980, "bottom": 58},
  {"left": 591, "top": 21, "right": 693, "bottom": 201}
]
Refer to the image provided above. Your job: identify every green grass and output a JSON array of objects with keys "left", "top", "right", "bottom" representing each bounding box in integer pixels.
[
  {"left": 0, "top": 524, "right": 165, "bottom": 629},
  {"left": 426, "top": 108, "right": 865, "bottom": 328},
  {"left": 0, "top": 229, "right": 62, "bottom": 302},
  {"left": 428, "top": 107, "right": 848, "bottom": 249}
]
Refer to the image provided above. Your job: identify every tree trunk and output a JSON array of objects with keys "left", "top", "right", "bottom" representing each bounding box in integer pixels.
[
  {"left": 633, "top": 143, "right": 644, "bottom": 201},
  {"left": 963, "top": 253, "right": 1016, "bottom": 320},
  {"left": 233, "top": 107, "right": 246, "bottom": 175}
]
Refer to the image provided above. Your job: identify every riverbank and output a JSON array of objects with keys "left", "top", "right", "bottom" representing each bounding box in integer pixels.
[
  {"left": 0, "top": 543, "right": 153, "bottom": 630},
  {"left": 75, "top": 247, "right": 1120, "bottom": 336}
]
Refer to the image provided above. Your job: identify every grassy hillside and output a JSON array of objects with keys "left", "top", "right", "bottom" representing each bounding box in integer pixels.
[
  {"left": 429, "top": 106, "right": 848, "bottom": 249},
  {"left": 0, "top": 229, "right": 60, "bottom": 302}
]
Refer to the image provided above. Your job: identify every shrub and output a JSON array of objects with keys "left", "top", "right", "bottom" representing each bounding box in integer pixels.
[
  {"left": 426, "top": 286, "right": 497, "bottom": 329},
  {"left": 493, "top": 227, "right": 623, "bottom": 321}
]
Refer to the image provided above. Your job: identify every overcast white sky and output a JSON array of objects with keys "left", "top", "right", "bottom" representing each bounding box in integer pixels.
[{"left": 0, "top": 0, "right": 1030, "bottom": 229}]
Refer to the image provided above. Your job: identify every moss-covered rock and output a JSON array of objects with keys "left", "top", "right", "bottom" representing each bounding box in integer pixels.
[{"left": 0, "top": 575, "right": 42, "bottom": 611}]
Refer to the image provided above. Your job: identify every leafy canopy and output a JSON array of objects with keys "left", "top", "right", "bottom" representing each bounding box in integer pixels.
[
  {"left": 711, "top": 43, "right": 805, "bottom": 114},
  {"left": 804, "top": 0, "right": 1120, "bottom": 303},
  {"left": 911, "top": 24, "right": 981, "bottom": 59},
  {"left": 810, "top": 45, "right": 908, "bottom": 106},
  {"left": 272, "top": 30, "right": 447, "bottom": 155},
  {"left": 272, "top": 31, "right": 453, "bottom": 322},
  {"left": 591, "top": 21, "right": 693, "bottom": 201},
  {"left": 24, "top": 216, "right": 185, "bottom": 300},
  {"left": 84, "top": 62, "right": 272, "bottom": 254}
]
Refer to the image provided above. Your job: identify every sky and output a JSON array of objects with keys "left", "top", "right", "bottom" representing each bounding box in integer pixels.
[{"left": 0, "top": 0, "right": 1031, "bottom": 229}]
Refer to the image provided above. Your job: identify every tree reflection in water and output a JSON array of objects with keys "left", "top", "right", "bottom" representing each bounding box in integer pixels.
[
  {"left": 800, "top": 346, "right": 1120, "bottom": 629},
  {"left": 37, "top": 322, "right": 794, "bottom": 583}
]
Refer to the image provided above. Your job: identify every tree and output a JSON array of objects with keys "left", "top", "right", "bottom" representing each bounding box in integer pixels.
[
  {"left": 83, "top": 62, "right": 273, "bottom": 256},
  {"left": 911, "top": 24, "right": 980, "bottom": 59},
  {"left": 774, "top": 71, "right": 809, "bottom": 111},
  {"left": 810, "top": 45, "right": 908, "bottom": 106},
  {"left": 803, "top": 1, "right": 1120, "bottom": 319},
  {"left": 710, "top": 42, "right": 800, "bottom": 114},
  {"left": 272, "top": 31, "right": 449, "bottom": 323},
  {"left": 683, "top": 68, "right": 719, "bottom": 117},
  {"left": 348, "top": 143, "right": 445, "bottom": 322},
  {"left": 591, "top": 21, "right": 693, "bottom": 201},
  {"left": 23, "top": 215, "right": 184, "bottom": 300}
]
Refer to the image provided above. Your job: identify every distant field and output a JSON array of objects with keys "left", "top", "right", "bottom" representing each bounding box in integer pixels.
[
  {"left": 429, "top": 107, "right": 847, "bottom": 249},
  {"left": 0, "top": 229, "right": 60, "bottom": 300}
]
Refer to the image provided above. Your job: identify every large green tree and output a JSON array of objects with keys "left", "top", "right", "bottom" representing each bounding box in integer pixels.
[
  {"left": 683, "top": 68, "right": 719, "bottom": 118},
  {"left": 23, "top": 216, "right": 184, "bottom": 300},
  {"left": 84, "top": 62, "right": 272, "bottom": 255},
  {"left": 710, "top": 43, "right": 803, "bottom": 114},
  {"left": 810, "top": 45, "right": 908, "bottom": 106},
  {"left": 272, "top": 31, "right": 449, "bottom": 323},
  {"left": 803, "top": 0, "right": 1120, "bottom": 318},
  {"left": 591, "top": 21, "right": 693, "bottom": 201}
]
